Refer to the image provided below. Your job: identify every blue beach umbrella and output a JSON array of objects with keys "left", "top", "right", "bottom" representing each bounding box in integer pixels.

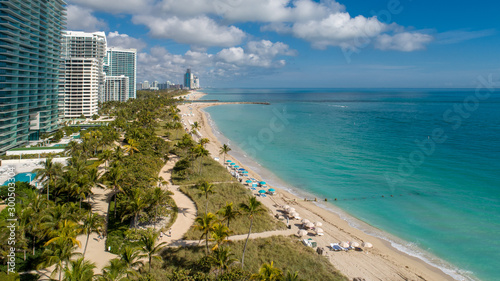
[
  {"left": 234, "top": 165, "right": 240, "bottom": 168},
  {"left": 260, "top": 181, "right": 266, "bottom": 185},
  {"left": 230, "top": 163, "right": 235, "bottom": 166},
  {"left": 226, "top": 160, "right": 232, "bottom": 163},
  {"left": 258, "top": 189, "right": 266, "bottom": 194},
  {"left": 245, "top": 180, "right": 252, "bottom": 183},
  {"left": 242, "top": 171, "right": 248, "bottom": 174},
  {"left": 268, "top": 188, "right": 275, "bottom": 192},
  {"left": 238, "top": 168, "right": 245, "bottom": 171}
]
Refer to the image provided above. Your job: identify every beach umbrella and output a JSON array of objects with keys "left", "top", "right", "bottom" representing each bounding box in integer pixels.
[
  {"left": 245, "top": 180, "right": 252, "bottom": 183},
  {"left": 258, "top": 189, "right": 266, "bottom": 194},
  {"left": 304, "top": 222, "right": 314, "bottom": 228},
  {"left": 242, "top": 171, "right": 248, "bottom": 174},
  {"left": 283, "top": 205, "right": 290, "bottom": 210},
  {"left": 340, "top": 242, "right": 350, "bottom": 248},
  {"left": 234, "top": 165, "right": 239, "bottom": 168},
  {"left": 230, "top": 163, "right": 235, "bottom": 166},
  {"left": 286, "top": 207, "right": 295, "bottom": 213},
  {"left": 315, "top": 222, "right": 323, "bottom": 227},
  {"left": 315, "top": 228, "right": 324, "bottom": 233},
  {"left": 301, "top": 218, "right": 310, "bottom": 224},
  {"left": 268, "top": 188, "right": 275, "bottom": 192},
  {"left": 260, "top": 181, "right": 266, "bottom": 185},
  {"left": 289, "top": 212, "right": 299, "bottom": 218},
  {"left": 350, "top": 242, "right": 360, "bottom": 247},
  {"left": 238, "top": 168, "right": 245, "bottom": 171},
  {"left": 362, "top": 242, "right": 373, "bottom": 248},
  {"left": 297, "top": 229, "right": 308, "bottom": 237},
  {"left": 226, "top": 160, "right": 232, "bottom": 162}
]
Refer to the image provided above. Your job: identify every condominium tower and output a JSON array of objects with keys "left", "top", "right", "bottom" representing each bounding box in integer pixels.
[
  {"left": 0, "top": 0, "right": 66, "bottom": 153},
  {"left": 60, "top": 31, "right": 106, "bottom": 118},
  {"left": 103, "top": 47, "right": 136, "bottom": 101}
]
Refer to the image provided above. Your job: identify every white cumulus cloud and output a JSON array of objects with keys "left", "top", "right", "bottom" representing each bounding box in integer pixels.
[
  {"left": 136, "top": 40, "right": 296, "bottom": 82},
  {"left": 66, "top": 5, "right": 107, "bottom": 31},
  {"left": 132, "top": 15, "right": 246, "bottom": 47},
  {"left": 107, "top": 31, "right": 147, "bottom": 51},
  {"left": 67, "top": 0, "right": 154, "bottom": 14},
  {"left": 375, "top": 32, "right": 433, "bottom": 52}
]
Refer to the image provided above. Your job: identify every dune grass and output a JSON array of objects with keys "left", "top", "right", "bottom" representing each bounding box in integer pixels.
[
  {"left": 180, "top": 182, "right": 286, "bottom": 240},
  {"left": 159, "top": 236, "right": 348, "bottom": 281},
  {"left": 172, "top": 156, "right": 235, "bottom": 185}
]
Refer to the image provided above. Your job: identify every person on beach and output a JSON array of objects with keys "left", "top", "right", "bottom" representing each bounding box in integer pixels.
[{"left": 169, "top": 228, "right": 172, "bottom": 237}]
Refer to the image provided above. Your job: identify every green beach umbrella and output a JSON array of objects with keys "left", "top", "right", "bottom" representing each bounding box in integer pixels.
[{"left": 258, "top": 189, "right": 266, "bottom": 194}]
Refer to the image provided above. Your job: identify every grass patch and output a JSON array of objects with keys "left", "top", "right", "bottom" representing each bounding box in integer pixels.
[
  {"left": 172, "top": 157, "right": 235, "bottom": 185},
  {"left": 159, "top": 236, "right": 347, "bottom": 281},
  {"left": 180, "top": 182, "right": 286, "bottom": 239}
]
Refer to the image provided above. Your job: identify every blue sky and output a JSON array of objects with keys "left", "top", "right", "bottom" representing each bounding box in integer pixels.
[{"left": 66, "top": 0, "right": 499, "bottom": 88}]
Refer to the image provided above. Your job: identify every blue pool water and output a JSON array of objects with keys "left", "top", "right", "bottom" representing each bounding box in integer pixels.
[
  {"left": 202, "top": 88, "right": 500, "bottom": 281},
  {"left": 1, "top": 172, "right": 37, "bottom": 186}
]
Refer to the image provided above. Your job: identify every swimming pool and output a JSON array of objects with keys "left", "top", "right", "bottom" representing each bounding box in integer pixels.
[{"left": 1, "top": 172, "right": 37, "bottom": 186}]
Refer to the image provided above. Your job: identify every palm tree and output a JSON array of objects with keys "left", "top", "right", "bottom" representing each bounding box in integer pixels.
[
  {"left": 217, "top": 202, "right": 240, "bottom": 228},
  {"left": 98, "top": 149, "right": 113, "bottom": 170},
  {"left": 122, "top": 188, "right": 148, "bottom": 228},
  {"left": 63, "top": 257, "right": 97, "bottom": 281},
  {"left": 139, "top": 231, "right": 167, "bottom": 272},
  {"left": 44, "top": 220, "right": 82, "bottom": 249},
  {"left": 150, "top": 175, "right": 168, "bottom": 189},
  {"left": 191, "top": 121, "right": 200, "bottom": 133},
  {"left": 111, "top": 146, "right": 125, "bottom": 166},
  {"left": 199, "top": 138, "right": 210, "bottom": 148},
  {"left": 39, "top": 240, "right": 82, "bottom": 281},
  {"left": 210, "top": 247, "right": 237, "bottom": 275},
  {"left": 34, "top": 157, "right": 63, "bottom": 200},
  {"left": 123, "top": 139, "right": 139, "bottom": 155},
  {"left": 146, "top": 187, "right": 171, "bottom": 229},
  {"left": 191, "top": 144, "right": 209, "bottom": 174},
  {"left": 98, "top": 258, "right": 126, "bottom": 281},
  {"left": 119, "top": 246, "right": 144, "bottom": 275},
  {"left": 252, "top": 261, "right": 283, "bottom": 281},
  {"left": 81, "top": 211, "right": 104, "bottom": 257},
  {"left": 219, "top": 144, "right": 231, "bottom": 163},
  {"left": 197, "top": 181, "right": 216, "bottom": 213},
  {"left": 194, "top": 212, "right": 217, "bottom": 255},
  {"left": 210, "top": 223, "right": 231, "bottom": 251},
  {"left": 239, "top": 196, "right": 265, "bottom": 269},
  {"left": 172, "top": 122, "right": 184, "bottom": 139},
  {"left": 104, "top": 166, "right": 125, "bottom": 218}
]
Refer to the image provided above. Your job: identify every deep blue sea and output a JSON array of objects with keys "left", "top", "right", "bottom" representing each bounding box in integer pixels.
[{"left": 200, "top": 88, "right": 500, "bottom": 281}]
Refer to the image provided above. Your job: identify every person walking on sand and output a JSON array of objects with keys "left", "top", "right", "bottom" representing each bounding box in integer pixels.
[{"left": 169, "top": 228, "right": 172, "bottom": 237}]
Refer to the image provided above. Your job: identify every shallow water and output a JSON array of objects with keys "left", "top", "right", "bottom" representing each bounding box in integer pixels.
[{"left": 203, "top": 88, "right": 500, "bottom": 281}]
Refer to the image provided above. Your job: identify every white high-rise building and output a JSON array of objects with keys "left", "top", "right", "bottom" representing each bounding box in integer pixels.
[
  {"left": 103, "top": 47, "right": 137, "bottom": 100},
  {"left": 142, "top": 80, "right": 149, "bottom": 90},
  {"left": 60, "top": 31, "right": 106, "bottom": 118},
  {"left": 104, "top": 76, "right": 129, "bottom": 102}
]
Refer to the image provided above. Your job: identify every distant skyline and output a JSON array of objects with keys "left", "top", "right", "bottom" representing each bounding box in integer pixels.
[{"left": 66, "top": 0, "right": 499, "bottom": 88}]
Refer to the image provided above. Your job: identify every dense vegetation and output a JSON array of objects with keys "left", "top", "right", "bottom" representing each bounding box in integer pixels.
[{"left": 0, "top": 89, "right": 346, "bottom": 280}]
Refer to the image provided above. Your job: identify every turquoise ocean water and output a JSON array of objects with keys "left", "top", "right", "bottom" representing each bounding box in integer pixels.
[{"left": 201, "top": 89, "right": 500, "bottom": 281}]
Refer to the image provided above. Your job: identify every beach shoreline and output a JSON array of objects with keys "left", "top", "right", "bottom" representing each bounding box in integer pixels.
[{"left": 178, "top": 90, "right": 464, "bottom": 281}]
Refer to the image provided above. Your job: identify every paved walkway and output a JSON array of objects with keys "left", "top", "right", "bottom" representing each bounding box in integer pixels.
[{"left": 157, "top": 156, "right": 198, "bottom": 245}]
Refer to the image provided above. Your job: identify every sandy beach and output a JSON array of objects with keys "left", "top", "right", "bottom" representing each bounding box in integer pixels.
[{"left": 177, "top": 91, "right": 457, "bottom": 281}]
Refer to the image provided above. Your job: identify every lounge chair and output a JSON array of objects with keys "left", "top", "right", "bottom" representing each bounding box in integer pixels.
[{"left": 330, "top": 243, "right": 346, "bottom": 251}]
